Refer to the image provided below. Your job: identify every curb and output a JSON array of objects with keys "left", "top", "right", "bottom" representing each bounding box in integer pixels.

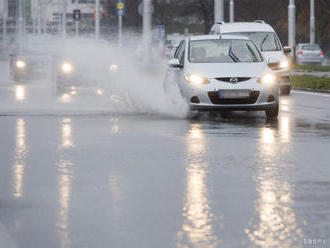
[{"left": 292, "top": 87, "right": 330, "bottom": 94}]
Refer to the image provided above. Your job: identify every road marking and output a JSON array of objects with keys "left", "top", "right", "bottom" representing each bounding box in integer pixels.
[{"left": 292, "top": 90, "right": 330, "bottom": 98}]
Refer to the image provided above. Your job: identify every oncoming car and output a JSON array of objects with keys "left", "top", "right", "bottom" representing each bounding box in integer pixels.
[
  {"left": 163, "top": 35, "right": 280, "bottom": 119},
  {"left": 51, "top": 39, "right": 120, "bottom": 98},
  {"left": 210, "top": 21, "right": 292, "bottom": 95},
  {"left": 9, "top": 43, "right": 51, "bottom": 82}
]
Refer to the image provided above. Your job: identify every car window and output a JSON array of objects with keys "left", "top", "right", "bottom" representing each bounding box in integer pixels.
[
  {"left": 302, "top": 44, "right": 321, "bottom": 51},
  {"left": 189, "top": 39, "right": 263, "bottom": 63},
  {"left": 174, "top": 41, "right": 185, "bottom": 65},
  {"left": 224, "top": 32, "right": 282, "bottom": 52}
]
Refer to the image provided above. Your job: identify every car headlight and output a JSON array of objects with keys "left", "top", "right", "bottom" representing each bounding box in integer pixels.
[
  {"left": 184, "top": 73, "right": 209, "bottom": 85},
  {"left": 61, "top": 63, "right": 73, "bottom": 74},
  {"left": 97, "top": 89, "right": 104, "bottom": 95},
  {"left": 109, "top": 64, "right": 119, "bottom": 72},
  {"left": 16, "top": 60, "right": 26, "bottom": 69},
  {"left": 258, "top": 73, "right": 277, "bottom": 86},
  {"left": 279, "top": 59, "right": 290, "bottom": 69}
]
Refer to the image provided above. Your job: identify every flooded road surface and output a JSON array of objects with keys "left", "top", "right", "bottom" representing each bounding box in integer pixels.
[{"left": 0, "top": 60, "right": 330, "bottom": 248}]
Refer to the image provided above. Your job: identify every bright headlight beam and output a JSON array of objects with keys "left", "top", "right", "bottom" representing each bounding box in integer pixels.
[
  {"left": 259, "top": 73, "right": 276, "bottom": 86},
  {"left": 279, "top": 60, "right": 289, "bottom": 69},
  {"left": 185, "top": 73, "right": 209, "bottom": 85},
  {"left": 16, "top": 60, "right": 26, "bottom": 69},
  {"left": 110, "top": 64, "right": 119, "bottom": 72},
  {"left": 62, "top": 63, "right": 73, "bottom": 73}
]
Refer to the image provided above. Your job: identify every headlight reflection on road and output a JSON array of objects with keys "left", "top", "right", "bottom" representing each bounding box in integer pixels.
[
  {"left": 15, "top": 85, "right": 26, "bottom": 101},
  {"left": 57, "top": 118, "right": 75, "bottom": 248},
  {"left": 281, "top": 99, "right": 291, "bottom": 112},
  {"left": 245, "top": 126, "right": 302, "bottom": 247},
  {"left": 61, "top": 94, "right": 72, "bottom": 103},
  {"left": 12, "top": 119, "right": 28, "bottom": 198},
  {"left": 176, "top": 123, "right": 219, "bottom": 248}
]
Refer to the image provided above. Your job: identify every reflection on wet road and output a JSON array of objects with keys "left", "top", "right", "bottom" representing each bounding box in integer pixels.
[
  {"left": 0, "top": 72, "right": 330, "bottom": 247},
  {"left": 177, "top": 124, "right": 218, "bottom": 248}
]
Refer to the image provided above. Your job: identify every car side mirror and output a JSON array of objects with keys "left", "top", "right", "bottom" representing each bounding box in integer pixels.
[
  {"left": 168, "top": 58, "right": 183, "bottom": 69},
  {"left": 283, "top": 46, "right": 292, "bottom": 54}
]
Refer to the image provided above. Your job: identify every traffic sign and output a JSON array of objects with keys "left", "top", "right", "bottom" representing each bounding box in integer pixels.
[
  {"left": 73, "top": 9, "right": 81, "bottom": 22},
  {"left": 116, "top": 0, "right": 125, "bottom": 16}
]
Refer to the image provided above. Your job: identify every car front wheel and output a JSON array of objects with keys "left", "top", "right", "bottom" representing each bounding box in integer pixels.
[
  {"left": 265, "top": 103, "right": 279, "bottom": 120},
  {"left": 280, "top": 86, "right": 291, "bottom": 95}
]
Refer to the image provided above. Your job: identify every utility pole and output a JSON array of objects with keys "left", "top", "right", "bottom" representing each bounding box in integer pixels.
[
  {"left": 288, "top": 0, "right": 296, "bottom": 53},
  {"left": 75, "top": 0, "right": 79, "bottom": 37},
  {"left": 310, "top": 0, "right": 315, "bottom": 44},
  {"left": 229, "top": 0, "right": 234, "bottom": 23},
  {"left": 214, "top": 0, "right": 224, "bottom": 23},
  {"left": 118, "top": 14, "right": 122, "bottom": 48},
  {"left": 95, "top": 0, "right": 100, "bottom": 39},
  {"left": 2, "top": 0, "right": 8, "bottom": 47},
  {"left": 62, "top": 0, "right": 67, "bottom": 38},
  {"left": 142, "top": 0, "right": 152, "bottom": 65},
  {"left": 18, "top": 0, "right": 24, "bottom": 53}
]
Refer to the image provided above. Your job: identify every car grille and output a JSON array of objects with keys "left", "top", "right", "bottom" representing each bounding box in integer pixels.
[
  {"left": 208, "top": 91, "right": 260, "bottom": 105},
  {"left": 215, "top": 77, "right": 251, "bottom": 83}
]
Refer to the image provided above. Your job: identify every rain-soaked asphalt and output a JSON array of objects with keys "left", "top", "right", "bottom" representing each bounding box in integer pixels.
[{"left": 0, "top": 60, "right": 330, "bottom": 248}]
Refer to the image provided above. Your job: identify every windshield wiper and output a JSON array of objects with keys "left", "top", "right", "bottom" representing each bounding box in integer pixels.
[
  {"left": 246, "top": 44, "right": 259, "bottom": 62},
  {"left": 228, "top": 43, "right": 240, "bottom": 62},
  {"left": 260, "top": 34, "right": 270, "bottom": 51}
]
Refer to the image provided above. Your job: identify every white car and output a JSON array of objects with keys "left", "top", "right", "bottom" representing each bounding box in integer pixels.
[
  {"left": 164, "top": 35, "right": 280, "bottom": 119},
  {"left": 295, "top": 43, "right": 324, "bottom": 65},
  {"left": 210, "top": 21, "right": 292, "bottom": 95}
]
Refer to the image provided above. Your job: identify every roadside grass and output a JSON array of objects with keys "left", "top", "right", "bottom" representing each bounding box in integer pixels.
[
  {"left": 291, "top": 75, "right": 330, "bottom": 90},
  {"left": 292, "top": 63, "right": 330, "bottom": 72}
]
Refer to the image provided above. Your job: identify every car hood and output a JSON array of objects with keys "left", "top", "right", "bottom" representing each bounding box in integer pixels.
[{"left": 186, "top": 62, "right": 268, "bottom": 78}]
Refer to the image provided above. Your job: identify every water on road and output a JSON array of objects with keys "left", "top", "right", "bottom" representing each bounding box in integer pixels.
[{"left": 0, "top": 60, "right": 329, "bottom": 248}]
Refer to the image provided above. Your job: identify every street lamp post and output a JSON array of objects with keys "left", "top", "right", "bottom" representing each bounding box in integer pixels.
[
  {"left": 229, "top": 0, "right": 234, "bottom": 23},
  {"left": 2, "top": 0, "right": 8, "bottom": 47},
  {"left": 214, "top": 0, "right": 224, "bottom": 23},
  {"left": 288, "top": 0, "right": 296, "bottom": 53},
  {"left": 95, "top": 0, "right": 100, "bottom": 39},
  {"left": 143, "top": 0, "right": 152, "bottom": 65},
  {"left": 62, "top": 0, "right": 67, "bottom": 38},
  {"left": 18, "top": 0, "right": 24, "bottom": 52},
  {"left": 310, "top": 0, "right": 315, "bottom": 44}
]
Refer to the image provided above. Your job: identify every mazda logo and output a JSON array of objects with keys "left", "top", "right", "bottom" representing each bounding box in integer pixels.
[{"left": 230, "top": 77, "right": 239, "bottom": 84}]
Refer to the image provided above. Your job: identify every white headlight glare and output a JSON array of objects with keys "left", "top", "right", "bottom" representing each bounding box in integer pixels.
[
  {"left": 16, "top": 60, "right": 26, "bottom": 69},
  {"left": 279, "top": 60, "right": 290, "bottom": 69},
  {"left": 258, "top": 73, "right": 277, "bottom": 86},
  {"left": 110, "top": 64, "right": 119, "bottom": 72},
  {"left": 62, "top": 63, "right": 73, "bottom": 73},
  {"left": 185, "top": 73, "right": 209, "bottom": 85}
]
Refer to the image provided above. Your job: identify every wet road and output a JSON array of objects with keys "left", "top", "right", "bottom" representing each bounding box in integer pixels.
[{"left": 0, "top": 60, "right": 330, "bottom": 248}]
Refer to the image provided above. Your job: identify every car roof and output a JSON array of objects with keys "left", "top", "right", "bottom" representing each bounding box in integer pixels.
[
  {"left": 213, "top": 22, "right": 275, "bottom": 33},
  {"left": 189, "top": 34, "right": 250, "bottom": 41}
]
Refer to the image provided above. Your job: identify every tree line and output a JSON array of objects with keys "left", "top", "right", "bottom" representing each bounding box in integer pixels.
[{"left": 101, "top": 0, "right": 330, "bottom": 52}]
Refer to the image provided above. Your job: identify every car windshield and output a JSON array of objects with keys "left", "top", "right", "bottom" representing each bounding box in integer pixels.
[
  {"left": 302, "top": 44, "right": 321, "bottom": 50},
  {"left": 224, "top": 32, "right": 282, "bottom": 52},
  {"left": 189, "top": 39, "right": 263, "bottom": 63}
]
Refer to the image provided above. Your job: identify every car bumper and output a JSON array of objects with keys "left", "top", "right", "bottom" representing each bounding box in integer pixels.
[
  {"left": 182, "top": 78, "right": 279, "bottom": 111},
  {"left": 296, "top": 56, "right": 324, "bottom": 64},
  {"left": 190, "top": 101, "right": 278, "bottom": 111}
]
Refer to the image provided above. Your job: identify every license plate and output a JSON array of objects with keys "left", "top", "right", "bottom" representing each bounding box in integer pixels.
[{"left": 218, "top": 90, "right": 250, "bottom": 99}]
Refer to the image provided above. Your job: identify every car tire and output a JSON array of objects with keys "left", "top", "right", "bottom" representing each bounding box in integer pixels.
[
  {"left": 280, "top": 86, "right": 291, "bottom": 95},
  {"left": 265, "top": 103, "right": 279, "bottom": 120}
]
